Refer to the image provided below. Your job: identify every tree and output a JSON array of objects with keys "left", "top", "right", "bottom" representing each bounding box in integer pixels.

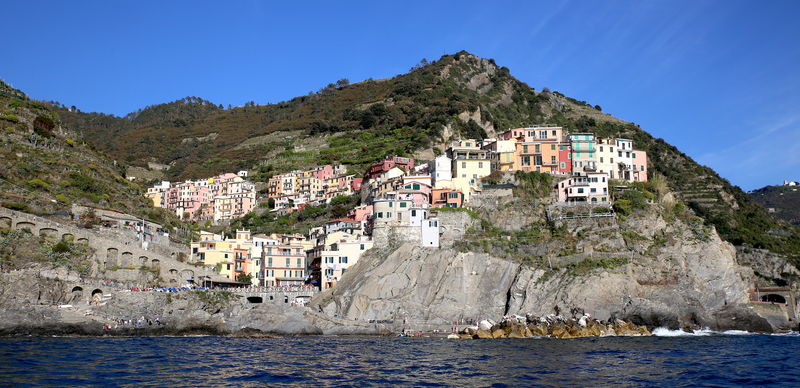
[
  {"left": 335, "top": 78, "right": 350, "bottom": 88},
  {"left": 237, "top": 273, "right": 252, "bottom": 285}
]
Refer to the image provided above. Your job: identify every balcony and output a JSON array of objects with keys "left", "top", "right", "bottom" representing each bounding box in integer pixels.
[{"left": 570, "top": 180, "right": 590, "bottom": 187}]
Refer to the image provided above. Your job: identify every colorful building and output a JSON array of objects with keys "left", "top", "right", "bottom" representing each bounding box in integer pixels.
[
  {"left": 557, "top": 172, "right": 610, "bottom": 203},
  {"left": 366, "top": 156, "right": 415, "bottom": 180}
]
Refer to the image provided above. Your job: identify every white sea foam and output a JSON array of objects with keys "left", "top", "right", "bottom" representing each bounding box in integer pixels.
[{"left": 652, "top": 327, "right": 713, "bottom": 336}]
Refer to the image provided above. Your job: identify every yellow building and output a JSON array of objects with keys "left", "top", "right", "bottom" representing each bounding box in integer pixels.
[
  {"left": 191, "top": 239, "right": 235, "bottom": 279},
  {"left": 448, "top": 140, "right": 491, "bottom": 188}
]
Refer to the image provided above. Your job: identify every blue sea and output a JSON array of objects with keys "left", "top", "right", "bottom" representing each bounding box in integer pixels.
[{"left": 0, "top": 333, "right": 798, "bottom": 387}]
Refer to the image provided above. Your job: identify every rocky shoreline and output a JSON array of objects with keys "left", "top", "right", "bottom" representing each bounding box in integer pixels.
[{"left": 449, "top": 314, "right": 651, "bottom": 340}]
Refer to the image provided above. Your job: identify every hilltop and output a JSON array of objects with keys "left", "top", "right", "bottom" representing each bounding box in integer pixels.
[
  {"left": 54, "top": 51, "right": 800, "bottom": 261},
  {"left": 750, "top": 185, "right": 800, "bottom": 226}
]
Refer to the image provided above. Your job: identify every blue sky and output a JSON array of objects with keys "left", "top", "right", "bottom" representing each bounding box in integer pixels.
[{"left": 2, "top": 1, "right": 799, "bottom": 190}]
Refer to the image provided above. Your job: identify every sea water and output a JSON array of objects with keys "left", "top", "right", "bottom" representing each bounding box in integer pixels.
[{"left": 0, "top": 333, "right": 798, "bottom": 386}]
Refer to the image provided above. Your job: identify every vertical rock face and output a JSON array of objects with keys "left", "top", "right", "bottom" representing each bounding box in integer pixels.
[
  {"left": 317, "top": 198, "right": 792, "bottom": 333},
  {"left": 322, "top": 245, "right": 520, "bottom": 328}
]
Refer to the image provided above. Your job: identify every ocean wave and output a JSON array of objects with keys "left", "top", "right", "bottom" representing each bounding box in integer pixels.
[{"left": 652, "top": 328, "right": 794, "bottom": 336}]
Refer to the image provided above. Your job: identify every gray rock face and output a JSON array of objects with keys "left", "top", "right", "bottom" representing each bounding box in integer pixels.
[{"left": 316, "top": 200, "right": 797, "bottom": 333}]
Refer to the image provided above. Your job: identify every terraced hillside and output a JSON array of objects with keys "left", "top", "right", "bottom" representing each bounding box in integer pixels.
[
  {"left": 53, "top": 51, "right": 800, "bottom": 260},
  {"left": 0, "top": 81, "right": 183, "bottom": 231},
  {"left": 750, "top": 185, "right": 800, "bottom": 226}
]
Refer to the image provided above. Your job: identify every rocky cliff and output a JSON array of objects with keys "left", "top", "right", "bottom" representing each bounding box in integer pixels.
[{"left": 313, "top": 182, "right": 799, "bottom": 333}]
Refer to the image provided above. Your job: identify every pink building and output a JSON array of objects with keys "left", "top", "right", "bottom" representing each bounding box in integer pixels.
[
  {"left": 558, "top": 143, "right": 572, "bottom": 175},
  {"left": 313, "top": 165, "right": 335, "bottom": 180},
  {"left": 348, "top": 204, "right": 373, "bottom": 222},
  {"left": 399, "top": 181, "right": 432, "bottom": 206},
  {"left": 632, "top": 150, "right": 648, "bottom": 182},
  {"left": 366, "top": 156, "right": 415, "bottom": 179},
  {"left": 351, "top": 178, "right": 364, "bottom": 191}
]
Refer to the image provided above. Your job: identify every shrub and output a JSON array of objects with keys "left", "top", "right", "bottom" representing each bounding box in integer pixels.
[
  {"left": 614, "top": 199, "right": 632, "bottom": 216},
  {"left": 514, "top": 171, "right": 553, "bottom": 198},
  {"left": 68, "top": 172, "right": 101, "bottom": 193},
  {"left": 33, "top": 115, "right": 56, "bottom": 137},
  {"left": 0, "top": 113, "right": 19, "bottom": 123},
  {"left": 27, "top": 178, "right": 50, "bottom": 190},
  {"left": 1, "top": 202, "right": 30, "bottom": 212}
]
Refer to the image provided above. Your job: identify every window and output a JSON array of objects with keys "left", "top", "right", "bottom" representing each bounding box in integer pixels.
[
  {"left": 413, "top": 183, "right": 420, "bottom": 190},
  {"left": 339, "top": 257, "right": 348, "bottom": 264},
  {"left": 325, "top": 269, "right": 334, "bottom": 276},
  {"left": 449, "top": 192, "right": 458, "bottom": 198},
  {"left": 297, "top": 258, "right": 301, "bottom": 267},
  {"left": 360, "top": 244, "right": 365, "bottom": 250},
  {"left": 535, "top": 144, "right": 540, "bottom": 153},
  {"left": 377, "top": 212, "right": 383, "bottom": 218},
  {"left": 632, "top": 153, "right": 636, "bottom": 158},
  {"left": 552, "top": 130, "right": 557, "bottom": 136},
  {"left": 578, "top": 188, "right": 584, "bottom": 193},
  {"left": 387, "top": 212, "right": 392, "bottom": 218},
  {"left": 523, "top": 145, "right": 528, "bottom": 153},
  {"left": 461, "top": 162, "right": 466, "bottom": 168},
  {"left": 342, "top": 269, "right": 347, "bottom": 274},
  {"left": 285, "top": 258, "right": 290, "bottom": 267},
  {"left": 590, "top": 188, "right": 597, "bottom": 193},
  {"left": 268, "top": 258, "right": 272, "bottom": 266},
  {"left": 411, "top": 209, "right": 416, "bottom": 217},
  {"left": 226, "top": 264, "right": 231, "bottom": 270},
  {"left": 600, "top": 146, "right": 603, "bottom": 152},
  {"left": 389, "top": 202, "right": 393, "bottom": 207},
  {"left": 560, "top": 162, "right": 566, "bottom": 169},
  {"left": 478, "top": 162, "right": 483, "bottom": 168},
  {"left": 551, "top": 144, "right": 555, "bottom": 150},
  {"left": 224, "top": 254, "right": 228, "bottom": 259},
  {"left": 400, "top": 202, "right": 407, "bottom": 208},
  {"left": 600, "top": 157, "right": 604, "bottom": 163}
]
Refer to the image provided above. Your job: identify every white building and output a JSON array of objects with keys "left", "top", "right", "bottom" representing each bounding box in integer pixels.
[
  {"left": 431, "top": 155, "right": 452, "bottom": 187},
  {"left": 557, "top": 172, "right": 610, "bottom": 203}
]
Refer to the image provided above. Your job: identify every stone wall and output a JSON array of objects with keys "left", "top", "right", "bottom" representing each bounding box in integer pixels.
[{"left": 0, "top": 207, "right": 213, "bottom": 285}]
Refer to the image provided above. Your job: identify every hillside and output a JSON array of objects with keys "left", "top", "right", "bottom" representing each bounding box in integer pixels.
[
  {"left": 750, "top": 185, "right": 800, "bottom": 226},
  {"left": 54, "top": 51, "right": 800, "bottom": 260},
  {"left": 0, "top": 80, "right": 182, "bottom": 230}
]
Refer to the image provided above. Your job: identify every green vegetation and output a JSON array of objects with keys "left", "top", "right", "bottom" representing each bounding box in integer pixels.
[
  {"left": 194, "top": 290, "right": 236, "bottom": 310},
  {"left": 0, "top": 228, "right": 92, "bottom": 274},
  {"left": 42, "top": 51, "right": 800, "bottom": 262},
  {"left": 236, "top": 273, "right": 253, "bottom": 285},
  {"left": 514, "top": 171, "right": 553, "bottom": 198},
  {"left": 229, "top": 195, "right": 359, "bottom": 235}
]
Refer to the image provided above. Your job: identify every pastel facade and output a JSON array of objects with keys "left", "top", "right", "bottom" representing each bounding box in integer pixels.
[
  {"left": 485, "top": 139, "right": 517, "bottom": 172},
  {"left": 431, "top": 155, "right": 453, "bottom": 187},
  {"left": 431, "top": 188, "right": 464, "bottom": 208},
  {"left": 318, "top": 234, "right": 373, "bottom": 290},
  {"left": 557, "top": 172, "right": 610, "bottom": 203},
  {"left": 569, "top": 133, "right": 597, "bottom": 175},
  {"left": 632, "top": 151, "right": 648, "bottom": 182},
  {"left": 367, "top": 156, "right": 415, "bottom": 179},
  {"left": 449, "top": 140, "right": 491, "bottom": 187}
]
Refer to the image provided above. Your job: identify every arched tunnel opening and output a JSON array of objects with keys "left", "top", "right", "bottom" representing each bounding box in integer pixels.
[
  {"left": 247, "top": 296, "right": 263, "bottom": 304},
  {"left": 760, "top": 294, "right": 787, "bottom": 304}
]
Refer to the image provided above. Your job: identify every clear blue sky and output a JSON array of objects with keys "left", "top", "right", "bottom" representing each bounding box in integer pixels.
[{"left": 3, "top": 1, "right": 799, "bottom": 190}]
